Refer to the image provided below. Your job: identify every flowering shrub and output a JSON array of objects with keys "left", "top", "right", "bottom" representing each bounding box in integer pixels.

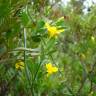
[{"left": 0, "top": 0, "right": 96, "bottom": 96}]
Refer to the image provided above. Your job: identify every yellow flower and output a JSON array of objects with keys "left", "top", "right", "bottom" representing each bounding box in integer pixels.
[
  {"left": 45, "top": 63, "right": 58, "bottom": 76},
  {"left": 15, "top": 60, "right": 24, "bottom": 70},
  {"left": 45, "top": 23, "right": 64, "bottom": 38}
]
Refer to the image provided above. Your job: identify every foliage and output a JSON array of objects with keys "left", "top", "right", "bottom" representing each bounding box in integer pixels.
[{"left": 0, "top": 0, "right": 96, "bottom": 96}]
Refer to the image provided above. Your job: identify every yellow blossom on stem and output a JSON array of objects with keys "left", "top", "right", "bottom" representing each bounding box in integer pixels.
[
  {"left": 45, "top": 63, "right": 58, "bottom": 76},
  {"left": 45, "top": 22, "right": 64, "bottom": 38},
  {"left": 15, "top": 60, "right": 24, "bottom": 70}
]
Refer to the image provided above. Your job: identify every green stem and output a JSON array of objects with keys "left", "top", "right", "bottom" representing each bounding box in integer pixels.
[
  {"left": 24, "top": 28, "right": 33, "bottom": 96},
  {"left": 31, "top": 39, "right": 44, "bottom": 92}
]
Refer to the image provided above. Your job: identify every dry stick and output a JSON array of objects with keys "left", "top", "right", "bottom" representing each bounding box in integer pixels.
[
  {"left": 0, "top": 48, "right": 39, "bottom": 64},
  {"left": 12, "top": 47, "right": 40, "bottom": 56},
  {"left": 13, "top": 47, "right": 40, "bottom": 52}
]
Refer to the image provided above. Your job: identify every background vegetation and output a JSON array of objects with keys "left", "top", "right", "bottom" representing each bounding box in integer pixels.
[{"left": 0, "top": 0, "right": 96, "bottom": 96}]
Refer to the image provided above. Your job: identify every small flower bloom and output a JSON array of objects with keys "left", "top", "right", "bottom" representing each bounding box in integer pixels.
[
  {"left": 15, "top": 60, "right": 24, "bottom": 70},
  {"left": 45, "top": 23, "right": 64, "bottom": 38},
  {"left": 45, "top": 63, "right": 58, "bottom": 76}
]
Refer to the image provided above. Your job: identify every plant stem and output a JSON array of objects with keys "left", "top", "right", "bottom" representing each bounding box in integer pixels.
[{"left": 24, "top": 28, "right": 34, "bottom": 96}]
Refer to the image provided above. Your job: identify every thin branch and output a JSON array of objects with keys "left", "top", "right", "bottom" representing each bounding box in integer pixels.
[
  {"left": 12, "top": 47, "right": 40, "bottom": 52},
  {"left": 77, "top": 60, "right": 96, "bottom": 95}
]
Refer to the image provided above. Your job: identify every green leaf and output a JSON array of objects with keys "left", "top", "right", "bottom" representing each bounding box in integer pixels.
[{"left": 21, "top": 12, "right": 29, "bottom": 26}]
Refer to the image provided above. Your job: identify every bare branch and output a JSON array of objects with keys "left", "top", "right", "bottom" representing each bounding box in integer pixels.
[{"left": 12, "top": 47, "right": 40, "bottom": 52}]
